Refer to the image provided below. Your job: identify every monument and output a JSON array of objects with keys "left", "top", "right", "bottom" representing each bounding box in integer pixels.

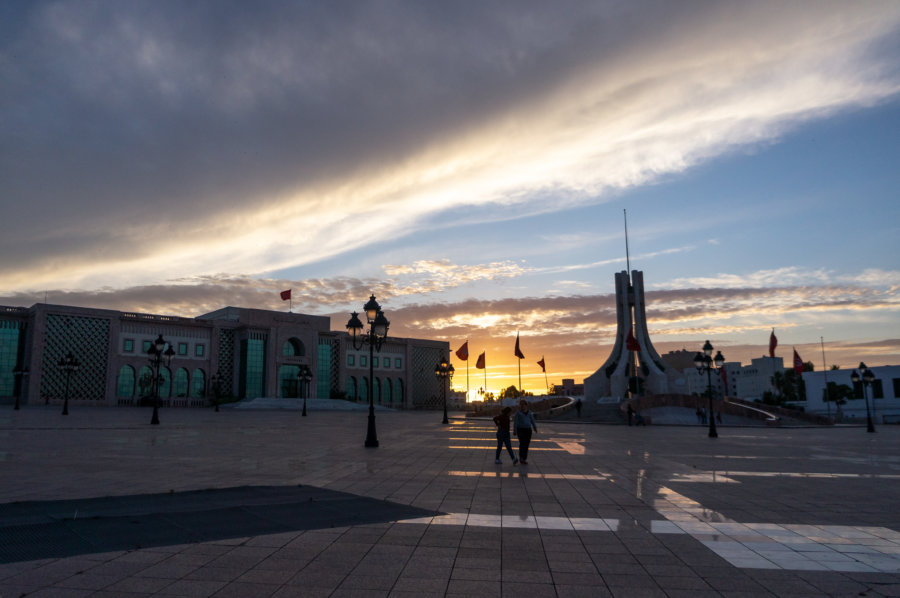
[{"left": 584, "top": 269, "right": 669, "bottom": 401}]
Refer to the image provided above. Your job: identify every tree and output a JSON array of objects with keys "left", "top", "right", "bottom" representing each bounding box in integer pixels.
[
  {"left": 500, "top": 385, "right": 521, "bottom": 399},
  {"left": 824, "top": 382, "right": 853, "bottom": 409}
]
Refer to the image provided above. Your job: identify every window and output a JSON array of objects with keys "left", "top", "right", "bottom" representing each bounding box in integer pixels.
[
  {"left": 195, "top": 344, "right": 204, "bottom": 357},
  {"left": 872, "top": 379, "right": 884, "bottom": 399},
  {"left": 173, "top": 368, "right": 189, "bottom": 397},
  {"left": 395, "top": 358, "right": 402, "bottom": 369},
  {"left": 348, "top": 355, "right": 355, "bottom": 367},
  {"left": 893, "top": 378, "right": 900, "bottom": 398},
  {"left": 373, "top": 356, "right": 379, "bottom": 368},
  {"left": 191, "top": 369, "right": 206, "bottom": 398},
  {"left": 116, "top": 365, "right": 135, "bottom": 397},
  {"left": 178, "top": 342, "right": 188, "bottom": 356},
  {"left": 142, "top": 340, "right": 152, "bottom": 353},
  {"left": 124, "top": 339, "right": 134, "bottom": 353},
  {"left": 383, "top": 358, "right": 390, "bottom": 369},
  {"left": 361, "top": 356, "right": 367, "bottom": 367}
]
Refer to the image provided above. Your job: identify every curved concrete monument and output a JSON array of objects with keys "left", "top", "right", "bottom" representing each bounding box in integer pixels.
[{"left": 584, "top": 270, "right": 668, "bottom": 401}]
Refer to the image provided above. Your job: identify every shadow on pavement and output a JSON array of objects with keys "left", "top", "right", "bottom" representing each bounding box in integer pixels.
[{"left": 0, "top": 485, "right": 438, "bottom": 564}]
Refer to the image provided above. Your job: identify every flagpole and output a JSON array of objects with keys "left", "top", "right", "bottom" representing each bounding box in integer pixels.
[
  {"left": 821, "top": 336, "right": 829, "bottom": 418},
  {"left": 466, "top": 338, "right": 470, "bottom": 401}
]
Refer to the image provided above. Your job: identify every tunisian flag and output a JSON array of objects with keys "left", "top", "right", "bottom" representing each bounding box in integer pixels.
[
  {"left": 769, "top": 329, "right": 778, "bottom": 358},
  {"left": 514, "top": 333, "right": 525, "bottom": 359},
  {"left": 455, "top": 341, "right": 469, "bottom": 361},
  {"left": 475, "top": 352, "right": 486, "bottom": 369},
  {"left": 793, "top": 348, "right": 804, "bottom": 375},
  {"left": 537, "top": 357, "right": 546, "bottom": 372},
  {"left": 626, "top": 327, "right": 640, "bottom": 351},
  {"left": 280, "top": 289, "right": 292, "bottom": 301}
]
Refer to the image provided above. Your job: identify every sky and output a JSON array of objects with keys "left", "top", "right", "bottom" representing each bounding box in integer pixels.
[{"left": 2, "top": 1, "right": 899, "bottom": 397}]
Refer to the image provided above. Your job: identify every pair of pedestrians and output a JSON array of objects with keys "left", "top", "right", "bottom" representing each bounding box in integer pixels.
[{"left": 493, "top": 399, "right": 538, "bottom": 465}]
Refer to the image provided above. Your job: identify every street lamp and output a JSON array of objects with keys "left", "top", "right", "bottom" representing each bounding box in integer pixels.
[
  {"left": 435, "top": 354, "right": 455, "bottom": 424},
  {"left": 57, "top": 352, "right": 79, "bottom": 415},
  {"left": 298, "top": 364, "right": 313, "bottom": 417},
  {"left": 12, "top": 365, "right": 28, "bottom": 410},
  {"left": 850, "top": 362, "right": 876, "bottom": 433},
  {"left": 346, "top": 294, "right": 390, "bottom": 448},
  {"left": 147, "top": 334, "right": 175, "bottom": 425},
  {"left": 693, "top": 340, "right": 724, "bottom": 438},
  {"left": 209, "top": 370, "right": 221, "bottom": 412}
]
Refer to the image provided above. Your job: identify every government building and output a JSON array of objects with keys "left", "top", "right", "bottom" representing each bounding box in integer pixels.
[{"left": 0, "top": 303, "right": 449, "bottom": 410}]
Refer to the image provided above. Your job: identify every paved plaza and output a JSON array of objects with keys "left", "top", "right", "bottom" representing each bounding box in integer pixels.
[{"left": 1, "top": 405, "right": 899, "bottom": 598}]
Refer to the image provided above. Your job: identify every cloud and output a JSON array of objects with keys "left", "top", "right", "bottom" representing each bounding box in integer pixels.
[{"left": 2, "top": 2, "right": 899, "bottom": 292}]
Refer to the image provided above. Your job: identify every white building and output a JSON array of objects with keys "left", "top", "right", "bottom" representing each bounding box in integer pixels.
[{"left": 793, "top": 366, "right": 900, "bottom": 423}]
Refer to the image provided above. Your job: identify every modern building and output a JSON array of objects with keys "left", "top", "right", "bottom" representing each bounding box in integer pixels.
[{"left": 0, "top": 303, "right": 449, "bottom": 410}]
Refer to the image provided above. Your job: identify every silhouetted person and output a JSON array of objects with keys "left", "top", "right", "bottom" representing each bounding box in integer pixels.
[{"left": 575, "top": 398, "right": 582, "bottom": 418}]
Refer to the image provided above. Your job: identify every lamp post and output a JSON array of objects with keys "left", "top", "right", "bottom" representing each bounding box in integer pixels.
[
  {"left": 147, "top": 334, "right": 175, "bottom": 425},
  {"left": 693, "top": 340, "right": 724, "bottom": 438},
  {"left": 12, "top": 365, "right": 28, "bottom": 410},
  {"left": 435, "top": 354, "right": 455, "bottom": 424},
  {"left": 57, "top": 352, "right": 79, "bottom": 415},
  {"left": 850, "top": 362, "right": 876, "bottom": 433},
  {"left": 346, "top": 295, "right": 390, "bottom": 448},
  {"left": 298, "top": 364, "right": 313, "bottom": 416}
]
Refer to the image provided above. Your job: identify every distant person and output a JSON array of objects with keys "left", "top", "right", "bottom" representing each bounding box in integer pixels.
[
  {"left": 493, "top": 407, "right": 517, "bottom": 465},
  {"left": 514, "top": 400, "right": 538, "bottom": 465},
  {"left": 627, "top": 403, "right": 634, "bottom": 426},
  {"left": 575, "top": 398, "right": 582, "bottom": 418},
  {"left": 695, "top": 407, "right": 702, "bottom": 424}
]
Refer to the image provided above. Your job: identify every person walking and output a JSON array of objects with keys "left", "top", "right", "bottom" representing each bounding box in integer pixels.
[
  {"left": 513, "top": 399, "right": 538, "bottom": 465},
  {"left": 493, "top": 406, "right": 518, "bottom": 465}
]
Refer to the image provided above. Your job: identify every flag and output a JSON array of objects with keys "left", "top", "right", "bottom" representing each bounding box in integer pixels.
[
  {"left": 280, "top": 289, "right": 292, "bottom": 301},
  {"left": 475, "top": 352, "right": 486, "bottom": 369},
  {"left": 720, "top": 366, "right": 728, "bottom": 393},
  {"left": 793, "top": 348, "right": 804, "bottom": 375},
  {"left": 514, "top": 332, "right": 525, "bottom": 359},
  {"left": 626, "top": 326, "right": 640, "bottom": 351},
  {"left": 455, "top": 341, "right": 469, "bottom": 361},
  {"left": 769, "top": 329, "right": 777, "bottom": 358},
  {"left": 537, "top": 357, "right": 545, "bottom": 372}
]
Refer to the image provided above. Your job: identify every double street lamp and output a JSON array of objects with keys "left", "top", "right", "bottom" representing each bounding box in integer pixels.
[
  {"left": 57, "top": 352, "right": 80, "bottom": 416},
  {"left": 850, "top": 362, "right": 876, "bottom": 433},
  {"left": 693, "top": 340, "right": 724, "bottom": 439},
  {"left": 435, "top": 354, "right": 455, "bottom": 425},
  {"left": 147, "top": 334, "right": 175, "bottom": 425},
  {"left": 298, "top": 364, "right": 313, "bottom": 417},
  {"left": 346, "top": 295, "right": 390, "bottom": 448}
]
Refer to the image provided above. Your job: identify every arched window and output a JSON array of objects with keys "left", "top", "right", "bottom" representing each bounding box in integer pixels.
[
  {"left": 347, "top": 376, "right": 357, "bottom": 400},
  {"left": 360, "top": 377, "right": 368, "bottom": 402},
  {"left": 374, "top": 377, "right": 381, "bottom": 404},
  {"left": 383, "top": 377, "right": 392, "bottom": 403},
  {"left": 137, "top": 366, "right": 154, "bottom": 398},
  {"left": 159, "top": 367, "right": 172, "bottom": 398},
  {"left": 394, "top": 379, "right": 404, "bottom": 406},
  {"left": 117, "top": 365, "right": 135, "bottom": 397},
  {"left": 191, "top": 369, "right": 206, "bottom": 398},
  {"left": 282, "top": 338, "right": 305, "bottom": 357},
  {"left": 173, "top": 368, "right": 189, "bottom": 397},
  {"left": 279, "top": 365, "right": 300, "bottom": 398}
]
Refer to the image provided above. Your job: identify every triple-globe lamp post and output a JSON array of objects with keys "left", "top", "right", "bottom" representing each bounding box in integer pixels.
[
  {"left": 346, "top": 295, "right": 390, "bottom": 448},
  {"left": 147, "top": 334, "right": 175, "bottom": 425},
  {"left": 435, "top": 354, "right": 455, "bottom": 425},
  {"left": 850, "top": 362, "right": 876, "bottom": 433},
  {"left": 693, "top": 340, "right": 724, "bottom": 438}
]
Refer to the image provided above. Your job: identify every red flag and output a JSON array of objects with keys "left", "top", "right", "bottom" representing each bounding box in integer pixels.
[
  {"left": 626, "top": 327, "right": 640, "bottom": 351},
  {"left": 769, "top": 329, "right": 777, "bottom": 358},
  {"left": 475, "top": 352, "right": 486, "bottom": 369},
  {"left": 456, "top": 341, "right": 469, "bottom": 361},
  {"left": 793, "top": 348, "right": 804, "bottom": 375},
  {"left": 280, "top": 289, "right": 292, "bottom": 301},
  {"left": 537, "top": 357, "right": 545, "bottom": 372},
  {"left": 514, "top": 333, "right": 525, "bottom": 359}
]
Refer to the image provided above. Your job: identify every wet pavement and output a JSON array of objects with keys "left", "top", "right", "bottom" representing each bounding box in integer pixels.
[{"left": 1, "top": 405, "right": 899, "bottom": 597}]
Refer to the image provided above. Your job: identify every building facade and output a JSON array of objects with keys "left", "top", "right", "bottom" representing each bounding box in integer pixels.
[
  {"left": 0, "top": 303, "right": 449, "bottom": 410},
  {"left": 793, "top": 366, "right": 900, "bottom": 423}
]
